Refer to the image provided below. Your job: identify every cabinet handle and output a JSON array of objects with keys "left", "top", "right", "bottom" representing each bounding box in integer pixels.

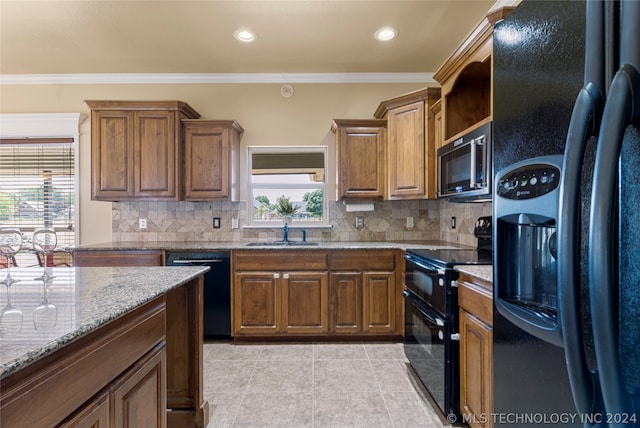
[
  {"left": 274, "top": 273, "right": 280, "bottom": 279},
  {"left": 283, "top": 273, "right": 289, "bottom": 279}
]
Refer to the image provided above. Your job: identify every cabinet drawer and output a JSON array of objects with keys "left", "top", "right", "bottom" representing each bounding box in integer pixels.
[
  {"left": 234, "top": 251, "right": 328, "bottom": 271},
  {"left": 328, "top": 250, "right": 395, "bottom": 271},
  {"left": 73, "top": 250, "right": 164, "bottom": 267},
  {"left": 458, "top": 274, "right": 492, "bottom": 326}
]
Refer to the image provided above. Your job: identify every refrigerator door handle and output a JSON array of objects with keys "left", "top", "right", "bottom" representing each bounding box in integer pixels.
[
  {"left": 590, "top": 63, "right": 640, "bottom": 426},
  {"left": 558, "top": 0, "right": 607, "bottom": 421}
]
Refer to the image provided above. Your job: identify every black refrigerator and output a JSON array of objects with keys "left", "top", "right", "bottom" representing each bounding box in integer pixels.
[{"left": 492, "top": 1, "right": 640, "bottom": 427}]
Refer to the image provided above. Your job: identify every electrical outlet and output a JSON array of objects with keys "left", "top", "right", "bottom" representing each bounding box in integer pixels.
[
  {"left": 139, "top": 218, "right": 147, "bottom": 230},
  {"left": 451, "top": 216, "right": 457, "bottom": 229},
  {"left": 355, "top": 216, "right": 364, "bottom": 229},
  {"left": 213, "top": 217, "right": 221, "bottom": 228},
  {"left": 231, "top": 218, "right": 239, "bottom": 229},
  {"left": 406, "top": 217, "right": 414, "bottom": 229}
]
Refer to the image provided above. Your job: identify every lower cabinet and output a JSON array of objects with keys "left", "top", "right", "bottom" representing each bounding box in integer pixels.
[
  {"left": 233, "top": 270, "right": 329, "bottom": 335},
  {"left": 458, "top": 272, "right": 493, "bottom": 428},
  {"left": 61, "top": 343, "right": 166, "bottom": 428},
  {"left": 232, "top": 249, "right": 402, "bottom": 337},
  {"left": 329, "top": 270, "right": 397, "bottom": 334}
]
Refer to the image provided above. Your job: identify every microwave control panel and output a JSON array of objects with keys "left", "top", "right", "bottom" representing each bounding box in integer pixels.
[{"left": 497, "top": 163, "right": 560, "bottom": 200}]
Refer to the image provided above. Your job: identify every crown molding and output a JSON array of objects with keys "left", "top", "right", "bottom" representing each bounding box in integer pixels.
[{"left": 0, "top": 72, "right": 436, "bottom": 85}]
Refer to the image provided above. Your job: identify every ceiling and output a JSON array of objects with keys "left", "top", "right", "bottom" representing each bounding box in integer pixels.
[{"left": 0, "top": 0, "right": 502, "bottom": 80}]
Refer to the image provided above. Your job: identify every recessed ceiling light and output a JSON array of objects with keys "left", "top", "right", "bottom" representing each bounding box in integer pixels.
[
  {"left": 234, "top": 29, "right": 256, "bottom": 43},
  {"left": 374, "top": 27, "right": 398, "bottom": 41}
]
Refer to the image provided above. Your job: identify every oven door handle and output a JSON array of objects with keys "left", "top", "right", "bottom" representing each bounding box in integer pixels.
[
  {"left": 403, "top": 290, "right": 445, "bottom": 327},
  {"left": 404, "top": 255, "right": 445, "bottom": 276}
]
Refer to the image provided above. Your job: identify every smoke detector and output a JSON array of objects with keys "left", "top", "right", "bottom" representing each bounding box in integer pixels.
[{"left": 281, "top": 84, "right": 295, "bottom": 98}]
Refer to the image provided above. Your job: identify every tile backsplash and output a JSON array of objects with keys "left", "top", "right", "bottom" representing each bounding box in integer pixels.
[{"left": 111, "top": 199, "right": 492, "bottom": 246}]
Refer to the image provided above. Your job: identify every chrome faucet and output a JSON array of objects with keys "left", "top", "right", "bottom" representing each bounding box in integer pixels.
[{"left": 283, "top": 223, "right": 289, "bottom": 242}]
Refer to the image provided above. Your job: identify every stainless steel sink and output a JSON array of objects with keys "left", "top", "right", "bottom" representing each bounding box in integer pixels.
[{"left": 245, "top": 241, "right": 319, "bottom": 246}]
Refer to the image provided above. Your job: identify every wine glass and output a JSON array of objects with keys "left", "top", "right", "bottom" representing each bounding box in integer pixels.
[
  {"left": 0, "top": 281, "right": 23, "bottom": 335},
  {"left": 32, "top": 228, "right": 57, "bottom": 281},
  {"left": 0, "top": 228, "right": 23, "bottom": 286},
  {"left": 33, "top": 279, "right": 57, "bottom": 331}
]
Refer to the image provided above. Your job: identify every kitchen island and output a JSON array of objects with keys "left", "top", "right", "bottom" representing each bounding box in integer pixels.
[{"left": 0, "top": 266, "right": 209, "bottom": 428}]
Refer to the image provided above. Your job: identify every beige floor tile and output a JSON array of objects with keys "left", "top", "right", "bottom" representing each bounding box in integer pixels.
[
  {"left": 384, "top": 390, "right": 449, "bottom": 427},
  {"left": 203, "top": 360, "right": 257, "bottom": 394},
  {"left": 247, "top": 360, "right": 313, "bottom": 392},
  {"left": 314, "top": 359, "right": 379, "bottom": 392},
  {"left": 259, "top": 342, "right": 315, "bottom": 360},
  {"left": 204, "top": 341, "right": 263, "bottom": 361},
  {"left": 205, "top": 392, "right": 243, "bottom": 428},
  {"left": 232, "top": 391, "right": 313, "bottom": 427},
  {"left": 363, "top": 341, "right": 408, "bottom": 361},
  {"left": 314, "top": 390, "right": 393, "bottom": 428},
  {"left": 369, "top": 359, "right": 418, "bottom": 392},
  {"left": 313, "top": 342, "right": 367, "bottom": 360}
]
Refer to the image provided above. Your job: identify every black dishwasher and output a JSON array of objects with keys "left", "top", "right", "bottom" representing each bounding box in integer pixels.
[{"left": 165, "top": 251, "right": 231, "bottom": 339}]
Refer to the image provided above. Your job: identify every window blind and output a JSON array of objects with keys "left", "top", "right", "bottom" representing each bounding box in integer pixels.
[{"left": 0, "top": 138, "right": 75, "bottom": 248}]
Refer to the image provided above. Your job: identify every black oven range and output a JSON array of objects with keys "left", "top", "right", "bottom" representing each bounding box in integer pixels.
[{"left": 403, "top": 217, "right": 492, "bottom": 423}]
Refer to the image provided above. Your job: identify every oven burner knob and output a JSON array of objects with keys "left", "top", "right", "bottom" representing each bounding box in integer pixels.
[
  {"left": 438, "top": 331, "right": 444, "bottom": 340},
  {"left": 451, "top": 333, "right": 460, "bottom": 341},
  {"left": 438, "top": 278, "right": 444, "bottom": 286}
]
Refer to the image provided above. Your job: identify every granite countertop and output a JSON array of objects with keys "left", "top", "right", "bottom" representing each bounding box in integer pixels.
[
  {"left": 455, "top": 265, "right": 493, "bottom": 284},
  {"left": 0, "top": 266, "right": 208, "bottom": 379},
  {"left": 74, "top": 240, "right": 473, "bottom": 252}
]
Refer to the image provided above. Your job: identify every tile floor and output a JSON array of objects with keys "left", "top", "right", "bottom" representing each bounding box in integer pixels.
[{"left": 203, "top": 341, "right": 457, "bottom": 428}]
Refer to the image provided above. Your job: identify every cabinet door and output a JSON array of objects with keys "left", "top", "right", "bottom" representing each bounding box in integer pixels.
[
  {"left": 112, "top": 343, "right": 167, "bottom": 428},
  {"left": 459, "top": 309, "right": 493, "bottom": 428},
  {"left": 387, "top": 101, "right": 425, "bottom": 199},
  {"left": 282, "top": 272, "right": 328, "bottom": 334},
  {"left": 335, "top": 121, "right": 386, "bottom": 200},
  {"left": 59, "top": 392, "right": 110, "bottom": 428},
  {"left": 362, "top": 271, "right": 396, "bottom": 334},
  {"left": 91, "top": 110, "right": 135, "bottom": 200},
  {"left": 329, "top": 272, "right": 362, "bottom": 334},
  {"left": 135, "top": 110, "right": 177, "bottom": 198},
  {"left": 184, "top": 124, "right": 230, "bottom": 200},
  {"left": 233, "top": 272, "right": 281, "bottom": 335}
]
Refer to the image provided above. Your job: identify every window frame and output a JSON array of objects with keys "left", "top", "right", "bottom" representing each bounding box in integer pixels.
[{"left": 247, "top": 146, "right": 328, "bottom": 227}]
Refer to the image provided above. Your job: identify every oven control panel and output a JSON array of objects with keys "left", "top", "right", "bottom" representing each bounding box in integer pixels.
[{"left": 497, "top": 163, "right": 560, "bottom": 200}]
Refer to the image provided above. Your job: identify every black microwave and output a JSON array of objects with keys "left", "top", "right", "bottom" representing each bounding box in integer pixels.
[{"left": 437, "top": 121, "right": 492, "bottom": 201}]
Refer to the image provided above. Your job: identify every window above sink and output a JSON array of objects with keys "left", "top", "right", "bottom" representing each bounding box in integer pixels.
[{"left": 248, "top": 146, "right": 328, "bottom": 227}]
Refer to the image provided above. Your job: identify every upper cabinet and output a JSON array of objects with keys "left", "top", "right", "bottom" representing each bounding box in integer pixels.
[
  {"left": 87, "top": 100, "right": 200, "bottom": 201},
  {"left": 87, "top": 100, "right": 244, "bottom": 202},
  {"left": 374, "top": 87, "right": 441, "bottom": 199},
  {"left": 433, "top": 7, "right": 515, "bottom": 143},
  {"left": 331, "top": 119, "right": 387, "bottom": 201},
  {"left": 182, "top": 120, "right": 243, "bottom": 201}
]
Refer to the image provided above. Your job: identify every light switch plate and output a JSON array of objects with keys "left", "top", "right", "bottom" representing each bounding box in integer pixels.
[{"left": 213, "top": 217, "right": 221, "bottom": 228}]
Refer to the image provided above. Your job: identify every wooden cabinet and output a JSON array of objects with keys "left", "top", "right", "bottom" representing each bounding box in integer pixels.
[
  {"left": 182, "top": 119, "right": 243, "bottom": 201},
  {"left": 458, "top": 272, "right": 493, "bottom": 428},
  {"left": 331, "top": 119, "right": 387, "bottom": 201},
  {"left": 374, "top": 88, "right": 441, "bottom": 199},
  {"left": 433, "top": 7, "right": 514, "bottom": 144},
  {"left": 233, "top": 251, "right": 329, "bottom": 336},
  {"left": 73, "top": 249, "right": 164, "bottom": 267},
  {"left": 86, "top": 100, "right": 200, "bottom": 201},
  {"left": 232, "top": 250, "right": 402, "bottom": 337},
  {"left": 431, "top": 99, "right": 444, "bottom": 150},
  {"left": 328, "top": 250, "right": 402, "bottom": 336}
]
